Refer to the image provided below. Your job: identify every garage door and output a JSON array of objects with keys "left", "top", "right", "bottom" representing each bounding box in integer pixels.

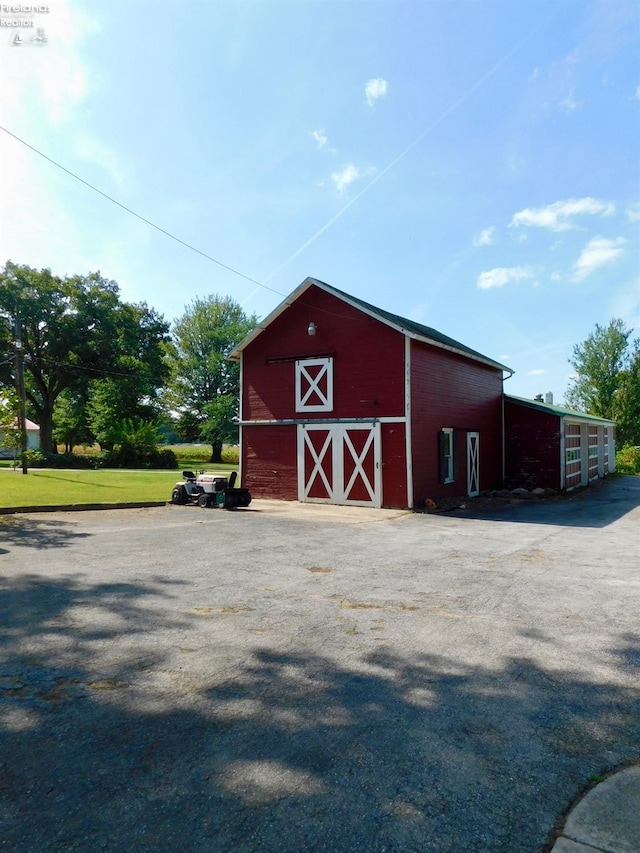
[
  {"left": 565, "top": 424, "right": 582, "bottom": 490},
  {"left": 297, "top": 423, "right": 381, "bottom": 507}
]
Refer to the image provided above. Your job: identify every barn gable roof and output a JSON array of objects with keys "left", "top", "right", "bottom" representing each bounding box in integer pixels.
[
  {"left": 230, "top": 277, "right": 513, "bottom": 374},
  {"left": 506, "top": 394, "right": 615, "bottom": 425}
]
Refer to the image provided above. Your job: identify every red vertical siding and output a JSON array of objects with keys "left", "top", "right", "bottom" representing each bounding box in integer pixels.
[
  {"left": 242, "top": 285, "right": 405, "bottom": 422},
  {"left": 381, "top": 422, "right": 408, "bottom": 508},
  {"left": 504, "top": 401, "right": 562, "bottom": 489},
  {"left": 242, "top": 425, "right": 298, "bottom": 500},
  {"left": 410, "top": 340, "right": 503, "bottom": 504}
]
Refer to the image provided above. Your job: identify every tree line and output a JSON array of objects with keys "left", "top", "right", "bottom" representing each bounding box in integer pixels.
[
  {"left": 0, "top": 262, "right": 257, "bottom": 462},
  {"left": 1, "top": 262, "right": 638, "bottom": 465}
]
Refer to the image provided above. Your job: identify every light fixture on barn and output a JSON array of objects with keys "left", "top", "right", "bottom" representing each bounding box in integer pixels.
[{"left": 307, "top": 322, "right": 317, "bottom": 336}]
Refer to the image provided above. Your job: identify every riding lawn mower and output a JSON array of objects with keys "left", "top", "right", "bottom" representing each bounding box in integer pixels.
[{"left": 170, "top": 471, "right": 251, "bottom": 509}]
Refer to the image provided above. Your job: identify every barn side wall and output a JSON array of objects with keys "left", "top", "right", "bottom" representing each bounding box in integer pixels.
[
  {"left": 410, "top": 341, "right": 504, "bottom": 505},
  {"left": 241, "top": 424, "right": 298, "bottom": 500},
  {"left": 504, "top": 401, "right": 561, "bottom": 489}
]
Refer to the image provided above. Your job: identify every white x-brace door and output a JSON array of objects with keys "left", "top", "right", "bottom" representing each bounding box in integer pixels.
[
  {"left": 467, "top": 431, "right": 480, "bottom": 497},
  {"left": 297, "top": 423, "right": 381, "bottom": 507}
]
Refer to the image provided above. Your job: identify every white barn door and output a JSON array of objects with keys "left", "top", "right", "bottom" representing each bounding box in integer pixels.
[
  {"left": 467, "top": 432, "right": 480, "bottom": 497},
  {"left": 298, "top": 423, "right": 381, "bottom": 507}
]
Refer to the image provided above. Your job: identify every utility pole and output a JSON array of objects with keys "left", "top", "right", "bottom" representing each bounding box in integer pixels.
[{"left": 14, "top": 312, "right": 28, "bottom": 475}]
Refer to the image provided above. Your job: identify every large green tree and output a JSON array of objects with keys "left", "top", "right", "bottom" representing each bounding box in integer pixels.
[
  {"left": 0, "top": 262, "right": 171, "bottom": 453},
  {"left": 168, "top": 295, "right": 257, "bottom": 462},
  {"left": 565, "top": 318, "right": 639, "bottom": 445},
  {"left": 614, "top": 344, "right": 640, "bottom": 445}
]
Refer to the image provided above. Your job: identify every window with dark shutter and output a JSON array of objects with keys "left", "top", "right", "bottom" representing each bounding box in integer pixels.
[{"left": 439, "top": 428, "right": 454, "bottom": 484}]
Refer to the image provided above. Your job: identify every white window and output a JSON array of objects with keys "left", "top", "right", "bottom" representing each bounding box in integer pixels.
[
  {"left": 566, "top": 447, "right": 581, "bottom": 464},
  {"left": 295, "top": 357, "right": 333, "bottom": 413},
  {"left": 441, "top": 428, "right": 454, "bottom": 484}
]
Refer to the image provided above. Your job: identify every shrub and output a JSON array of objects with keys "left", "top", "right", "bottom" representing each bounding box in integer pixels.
[
  {"left": 20, "top": 448, "right": 47, "bottom": 467},
  {"left": 21, "top": 450, "right": 98, "bottom": 469},
  {"left": 615, "top": 445, "right": 640, "bottom": 475},
  {"left": 101, "top": 447, "right": 178, "bottom": 470}
]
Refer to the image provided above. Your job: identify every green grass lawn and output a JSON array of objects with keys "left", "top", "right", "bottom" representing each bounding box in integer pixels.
[{"left": 0, "top": 466, "right": 237, "bottom": 508}]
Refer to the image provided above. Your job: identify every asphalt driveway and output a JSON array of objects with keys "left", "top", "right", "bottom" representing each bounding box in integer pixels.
[{"left": 1, "top": 475, "right": 639, "bottom": 852}]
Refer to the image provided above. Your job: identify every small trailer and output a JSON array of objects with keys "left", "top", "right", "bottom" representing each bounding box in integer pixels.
[{"left": 170, "top": 471, "right": 251, "bottom": 509}]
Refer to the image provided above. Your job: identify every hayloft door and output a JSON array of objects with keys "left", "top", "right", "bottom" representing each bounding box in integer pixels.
[{"left": 467, "top": 432, "right": 480, "bottom": 497}]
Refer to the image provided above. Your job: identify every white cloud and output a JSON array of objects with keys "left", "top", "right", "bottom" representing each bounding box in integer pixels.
[
  {"left": 571, "top": 236, "right": 626, "bottom": 282},
  {"left": 473, "top": 227, "right": 495, "bottom": 247},
  {"left": 309, "top": 128, "right": 328, "bottom": 149},
  {"left": 626, "top": 203, "right": 640, "bottom": 222},
  {"left": 365, "top": 78, "right": 387, "bottom": 107},
  {"left": 477, "top": 266, "right": 535, "bottom": 290},
  {"left": 511, "top": 197, "right": 615, "bottom": 231},
  {"left": 634, "top": 85, "right": 640, "bottom": 101},
  {"left": 0, "top": 1, "right": 101, "bottom": 272},
  {"left": 330, "top": 163, "right": 372, "bottom": 194},
  {"left": 0, "top": 2, "right": 100, "bottom": 126},
  {"left": 558, "top": 88, "right": 582, "bottom": 113},
  {"left": 74, "top": 134, "right": 127, "bottom": 193},
  {"left": 550, "top": 271, "right": 562, "bottom": 282},
  {"left": 527, "top": 369, "right": 547, "bottom": 376},
  {"left": 408, "top": 302, "right": 429, "bottom": 323}
]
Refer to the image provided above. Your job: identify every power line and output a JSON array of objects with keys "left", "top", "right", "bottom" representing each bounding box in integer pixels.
[
  {"left": 2, "top": 6, "right": 558, "bottom": 319},
  {"left": 0, "top": 124, "right": 281, "bottom": 297},
  {"left": 0, "top": 125, "right": 362, "bottom": 321}
]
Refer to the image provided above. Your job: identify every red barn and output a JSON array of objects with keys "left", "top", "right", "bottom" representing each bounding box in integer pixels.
[
  {"left": 504, "top": 395, "right": 616, "bottom": 491},
  {"left": 230, "top": 278, "right": 512, "bottom": 508}
]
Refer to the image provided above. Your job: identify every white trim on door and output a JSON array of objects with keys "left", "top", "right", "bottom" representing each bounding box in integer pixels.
[
  {"left": 298, "top": 422, "right": 381, "bottom": 507},
  {"left": 467, "top": 431, "right": 480, "bottom": 497}
]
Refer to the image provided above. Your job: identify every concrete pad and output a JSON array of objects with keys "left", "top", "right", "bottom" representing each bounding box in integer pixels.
[
  {"left": 562, "top": 767, "right": 640, "bottom": 853},
  {"left": 245, "top": 498, "right": 412, "bottom": 524}
]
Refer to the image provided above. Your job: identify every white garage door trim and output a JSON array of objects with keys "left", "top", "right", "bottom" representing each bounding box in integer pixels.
[{"left": 297, "top": 422, "right": 381, "bottom": 507}]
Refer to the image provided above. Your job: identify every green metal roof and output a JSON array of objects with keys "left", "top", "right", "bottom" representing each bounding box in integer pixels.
[
  {"left": 230, "top": 277, "right": 513, "bottom": 373},
  {"left": 505, "top": 394, "right": 616, "bottom": 424},
  {"left": 308, "top": 279, "right": 512, "bottom": 373}
]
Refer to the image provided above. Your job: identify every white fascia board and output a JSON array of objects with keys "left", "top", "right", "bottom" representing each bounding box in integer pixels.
[
  {"left": 228, "top": 278, "right": 316, "bottom": 361},
  {"left": 229, "top": 277, "right": 513, "bottom": 374}
]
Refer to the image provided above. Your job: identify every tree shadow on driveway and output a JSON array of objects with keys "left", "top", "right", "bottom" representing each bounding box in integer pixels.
[
  {"left": 1, "top": 571, "right": 638, "bottom": 853},
  {"left": 0, "top": 515, "right": 92, "bottom": 552}
]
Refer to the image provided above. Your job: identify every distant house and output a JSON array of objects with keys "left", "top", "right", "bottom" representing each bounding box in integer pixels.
[
  {"left": 504, "top": 395, "right": 615, "bottom": 491},
  {"left": 0, "top": 418, "right": 40, "bottom": 458}
]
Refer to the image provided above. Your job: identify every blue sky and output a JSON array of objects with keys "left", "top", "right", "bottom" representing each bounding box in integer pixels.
[{"left": 1, "top": 0, "right": 638, "bottom": 402}]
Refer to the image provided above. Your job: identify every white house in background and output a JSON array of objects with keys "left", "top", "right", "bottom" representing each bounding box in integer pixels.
[{"left": 0, "top": 418, "right": 40, "bottom": 458}]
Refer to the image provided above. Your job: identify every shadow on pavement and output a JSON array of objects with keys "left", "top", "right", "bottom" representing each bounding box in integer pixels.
[
  {"left": 0, "top": 515, "right": 92, "bottom": 552},
  {"left": 447, "top": 474, "right": 640, "bottom": 529},
  {"left": 1, "top": 574, "right": 639, "bottom": 853}
]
